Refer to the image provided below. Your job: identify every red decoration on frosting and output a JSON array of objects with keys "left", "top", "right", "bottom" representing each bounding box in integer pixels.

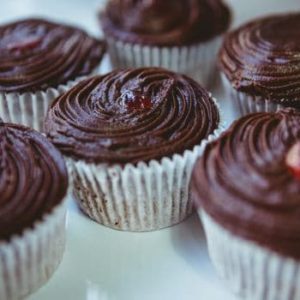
[
  {"left": 125, "top": 92, "right": 152, "bottom": 110},
  {"left": 6, "top": 36, "right": 42, "bottom": 51},
  {"left": 286, "top": 142, "right": 300, "bottom": 180}
]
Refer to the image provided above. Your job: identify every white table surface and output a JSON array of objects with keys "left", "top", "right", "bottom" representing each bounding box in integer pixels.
[{"left": 1, "top": 0, "right": 300, "bottom": 299}]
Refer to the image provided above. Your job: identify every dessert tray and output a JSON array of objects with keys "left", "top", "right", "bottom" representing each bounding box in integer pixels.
[{"left": 1, "top": 0, "right": 299, "bottom": 299}]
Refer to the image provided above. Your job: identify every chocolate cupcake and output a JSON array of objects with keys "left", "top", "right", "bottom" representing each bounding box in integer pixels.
[
  {"left": 0, "top": 120, "right": 68, "bottom": 300},
  {"left": 0, "top": 18, "right": 106, "bottom": 131},
  {"left": 219, "top": 13, "right": 300, "bottom": 116},
  {"left": 100, "top": 0, "right": 231, "bottom": 87},
  {"left": 192, "top": 109, "right": 300, "bottom": 299},
  {"left": 45, "top": 67, "right": 222, "bottom": 231}
]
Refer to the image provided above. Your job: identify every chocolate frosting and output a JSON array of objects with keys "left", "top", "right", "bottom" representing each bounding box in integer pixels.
[
  {"left": 0, "top": 121, "right": 68, "bottom": 241},
  {"left": 192, "top": 109, "right": 300, "bottom": 259},
  {"left": 45, "top": 68, "right": 219, "bottom": 164},
  {"left": 0, "top": 18, "right": 106, "bottom": 93},
  {"left": 100, "top": 0, "right": 231, "bottom": 46},
  {"left": 219, "top": 13, "right": 300, "bottom": 106}
]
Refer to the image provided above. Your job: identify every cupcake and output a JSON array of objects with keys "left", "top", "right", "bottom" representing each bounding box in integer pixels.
[
  {"left": 0, "top": 18, "right": 106, "bottom": 131},
  {"left": 219, "top": 13, "right": 300, "bottom": 116},
  {"left": 192, "top": 109, "right": 300, "bottom": 300},
  {"left": 0, "top": 120, "right": 68, "bottom": 300},
  {"left": 45, "top": 67, "right": 222, "bottom": 231},
  {"left": 99, "top": 0, "right": 231, "bottom": 87}
]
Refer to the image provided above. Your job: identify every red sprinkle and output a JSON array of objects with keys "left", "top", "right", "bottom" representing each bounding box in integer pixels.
[
  {"left": 124, "top": 92, "right": 152, "bottom": 110},
  {"left": 6, "top": 36, "right": 42, "bottom": 51},
  {"left": 286, "top": 142, "right": 300, "bottom": 180}
]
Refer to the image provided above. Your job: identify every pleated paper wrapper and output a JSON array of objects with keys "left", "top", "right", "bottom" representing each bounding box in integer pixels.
[
  {"left": 0, "top": 201, "right": 67, "bottom": 300},
  {"left": 0, "top": 59, "right": 104, "bottom": 133},
  {"left": 221, "top": 73, "right": 284, "bottom": 117},
  {"left": 67, "top": 99, "right": 224, "bottom": 232},
  {"left": 107, "top": 36, "right": 222, "bottom": 88},
  {"left": 0, "top": 77, "right": 87, "bottom": 132},
  {"left": 200, "top": 210, "right": 300, "bottom": 300}
]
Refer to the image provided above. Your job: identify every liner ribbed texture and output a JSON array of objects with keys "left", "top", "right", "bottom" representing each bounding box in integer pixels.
[
  {"left": 0, "top": 78, "right": 85, "bottom": 132},
  {"left": 0, "top": 201, "right": 66, "bottom": 300},
  {"left": 221, "top": 73, "right": 284, "bottom": 117},
  {"left": 107, "top": 37, "right": 222, "bottom": 88},
  {"left": 200, "top": 210, "right": 300, "bottom": 300},
  {"left": 67, "top": 100, "right": 223, "bottom": 231}
]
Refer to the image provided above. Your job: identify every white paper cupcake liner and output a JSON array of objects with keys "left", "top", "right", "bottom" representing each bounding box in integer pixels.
[
  {"left": 199, "top": 210, "right": 300, "bottom": 300},
  {"left": 221, "top": 73, "right": 284, "bottom": 117},
  {"left": 0, "top": 200, "right": 67, "bottom": 300},
  {"left": 107, "top": 37, "right": 222, "bottom": 88},
  {"left": 0, "top": 77, "right": 86, "bottom": 132},
  {"left": 67, "top": 99, "right": 224, "bottom": 231}
]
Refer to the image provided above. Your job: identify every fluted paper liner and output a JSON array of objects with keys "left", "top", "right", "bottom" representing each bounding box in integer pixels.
[
  {"left": 107, "top": 37, "right": 222, "bottom": 88},
  {"left": 67, "top": 99, "right": 223, "bottom": 231},
  {"left": 0, "top": 201, "right": 66, "bottom": 300},
  {"left": 200, "top": 210, "right": 300, "bottom": 300},
  {"left": 0, "top": 77, "right": 87, "bottom": 132},
  {"left": 221, "top": 73, "right": 284, "bottom": 117}
]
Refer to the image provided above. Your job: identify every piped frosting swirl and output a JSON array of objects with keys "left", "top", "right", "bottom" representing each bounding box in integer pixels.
[
  {"left": 192, "top": 109, "right": 300, "bottom": 258},
  {"left": 45, "top": 68, "right": 220, "bottom": 164},
  {"left": 0, "top": 18, "right": 105, "bottom": 93},
  {"left": 0, "top": 121, "right": 68, "bottom": 241},
  {"left": 219, "top": 13, "right": 300, "bottom": 106},
  {"left": 100, "top": 0, "right": 231, "bottom": 46}
]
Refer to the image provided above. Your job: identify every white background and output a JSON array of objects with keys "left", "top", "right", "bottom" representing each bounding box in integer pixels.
[{"left": 1, "top": 0, "right": 300, "bottom": 299}]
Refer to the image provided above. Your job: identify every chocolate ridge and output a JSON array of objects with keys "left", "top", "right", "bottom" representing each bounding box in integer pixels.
[
  {"left": 192, "top": 109, "right": 300, "bottom": 259},
  {"left": 0, "top": 121, "right": 68, "bottom": 241},
  {"left": 100, "top": 0, "right": 231, "bottom": 46},
  {"left": 45, "top": 67, "right": 220, "bottom": 164},
  {"left": 219, "top": 13, "right": 300, "bottom": 106},
  {"left": 0, "top": 18, "right": 106, "bottom": 93}
]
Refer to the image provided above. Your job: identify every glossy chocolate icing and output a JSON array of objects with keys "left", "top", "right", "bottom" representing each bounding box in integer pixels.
[
  {"left": 45, "top": 68, "right": 219, "bottom": 164},
  {"left": 219, "top": 13, "right": 300, "bottom": 106},
  {"left": 0, "top": 18, "right": 105, "bottom": 93},
  {"left": 192, "top": 109, "right": 300, "bottom": 259},
  {"left": 100, "top": 0, "right": 231, "bottom": 46},
  {"left": 0, "top": 121, "right": 68, "bottom": 241}
]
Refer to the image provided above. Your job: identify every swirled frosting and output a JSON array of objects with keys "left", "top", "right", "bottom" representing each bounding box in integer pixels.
[
  {"left": 100, "top": 0, "right": 231, "bottom": 46},
  {"left": 45, "top": 68, "right": 219, "bottom": 164},
  {"left": 192, "top": 109, "right": 300, "bottom": 258},
  {"left": 0, "top": 121, "right": 68, "bottom": 241},
  {"left": 0, "top": 18, "right": 105, "bottom": 93},
  {"left": 219, "top": 13, "right": 300, "bottom": 106}
]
